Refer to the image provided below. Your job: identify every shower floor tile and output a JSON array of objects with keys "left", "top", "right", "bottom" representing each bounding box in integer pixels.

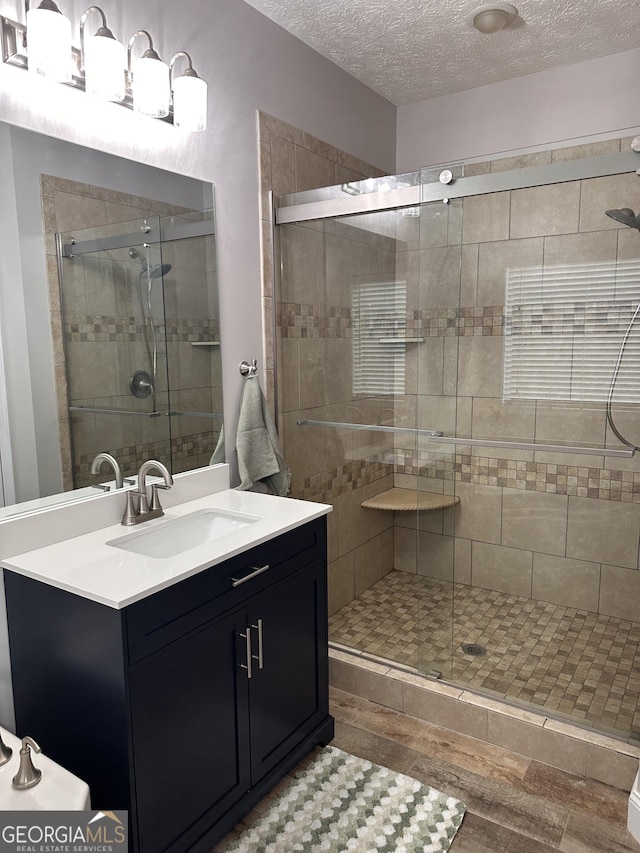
[{"left": 329, "top": 570, "right": 640, "bottom": 738}]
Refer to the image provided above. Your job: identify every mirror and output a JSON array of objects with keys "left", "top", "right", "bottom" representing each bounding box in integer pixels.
[{"left": 0, "top": 121, "right": 223, "bottom": 518}]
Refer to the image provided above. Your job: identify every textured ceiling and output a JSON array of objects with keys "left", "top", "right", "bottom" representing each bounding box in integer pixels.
[{"left": 242, "top": 0, "right": 640, "bottom": 105}]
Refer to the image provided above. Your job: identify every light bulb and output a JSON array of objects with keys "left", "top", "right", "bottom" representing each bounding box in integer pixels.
[
  {"left": 26, "top": 0, "right": 72, "bottom": 82},
  {"left": 173, "top": 72, "right": 207, "bottom": 132},
  {"left": 84, "top": 29, "right": 126, "bottom": 101},
  {"left": 133, "top": 50, "right": 170, "bottom": 117}
]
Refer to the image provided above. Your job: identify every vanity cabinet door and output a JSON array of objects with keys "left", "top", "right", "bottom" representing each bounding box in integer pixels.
[
  {"left": 129, "top": 608, "right": 251, "bottom": 853},
  {"left": 247, "top": 558, "right": 329, "bottom": 782}
]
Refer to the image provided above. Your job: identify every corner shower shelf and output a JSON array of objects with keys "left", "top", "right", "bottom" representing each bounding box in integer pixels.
[{"left": 361, "top": 488, "right": 460, "bottom": 512}]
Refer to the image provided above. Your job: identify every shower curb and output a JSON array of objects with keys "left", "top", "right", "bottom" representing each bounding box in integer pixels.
[{"left": 329, "top": 644, "right": 640, "bottom": 792}]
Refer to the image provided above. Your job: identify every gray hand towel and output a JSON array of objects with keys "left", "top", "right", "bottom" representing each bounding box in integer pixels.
[
  {"left": 209, "top": 425, "right": 225, "bottom": 465},
  {"left": 236, "top": 376, "right": 290, "bottom": 496}
]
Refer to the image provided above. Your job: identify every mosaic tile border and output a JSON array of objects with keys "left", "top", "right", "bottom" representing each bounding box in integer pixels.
[
  {"left": 64, "top": 316, "right": 220, "bottom": 343},
  {"left": 290, "top": 458, "right": 392, "bottom": 502},
  {"left": 74, "top": 429, "right": 219, "bottom": 487},
  {"left": 279, "top": 303, "right": 638, "bottom": 340},
  {"left": 393, "top": 448, "right": 640, "bottom": 503},
  {"left": 279, "top": 303, "right": 352, "bottom": 339}
]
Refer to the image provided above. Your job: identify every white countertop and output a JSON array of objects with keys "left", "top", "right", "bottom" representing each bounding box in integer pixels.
[{"left": 1, "top": 490, "right": 331, "bottom": 610}]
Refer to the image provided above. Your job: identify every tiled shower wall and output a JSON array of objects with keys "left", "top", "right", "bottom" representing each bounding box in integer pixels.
[
  {"left": 41, "top": 175, "right": 221, "bottom": 489},
  {"left": 257, "top": 112, "right": 397, "bottom": 615},
  {"left": 394, "top": 137, "right": 640, "bottom": 623}
]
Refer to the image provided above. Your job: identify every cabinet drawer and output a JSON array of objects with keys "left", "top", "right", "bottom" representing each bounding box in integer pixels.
[{"left": 125, "top": 517, "right": 326, "bottom": 664}]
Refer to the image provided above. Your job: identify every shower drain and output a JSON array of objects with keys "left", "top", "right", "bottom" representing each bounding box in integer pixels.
[{"left": 460, "top": 643, "right": 487, "bottom": 657}]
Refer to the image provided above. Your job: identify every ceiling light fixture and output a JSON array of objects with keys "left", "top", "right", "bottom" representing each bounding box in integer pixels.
[
  {"left": 468, "top": 3, "right": 518, "bottom": 34},
  {"left": 0, "top": 3, "right": 208, "bottom": 131}
]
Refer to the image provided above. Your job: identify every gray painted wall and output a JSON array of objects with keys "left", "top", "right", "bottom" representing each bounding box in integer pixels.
[
  {"left": 397, "top": 48, "right": 640, "bottom": 171},
  {"left": 0, "top": 0, "right": 397, "bottom": 491}
]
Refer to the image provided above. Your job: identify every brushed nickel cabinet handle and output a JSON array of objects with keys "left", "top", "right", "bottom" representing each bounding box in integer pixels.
[
  {"left": 239, "top": 629, "right": 252, "bottom": 679},
  {"left": 230, "top": 564, "right": 270, "bottom": 587},
  {"left": 251, "top": 618, "right": 264, "bottom": 669}
]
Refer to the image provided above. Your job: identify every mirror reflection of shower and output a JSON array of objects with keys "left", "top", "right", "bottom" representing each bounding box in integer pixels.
[{"left": 128, "top": 248, "right": 172, "bottom": 409}]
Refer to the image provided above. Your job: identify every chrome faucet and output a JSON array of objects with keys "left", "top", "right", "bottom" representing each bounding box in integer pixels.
[
  {"left": 91, "top": 452, "right": 124, "bottom": 490},
  {"left": 122, "top": 460, "right": 173, "bottom": 526}
]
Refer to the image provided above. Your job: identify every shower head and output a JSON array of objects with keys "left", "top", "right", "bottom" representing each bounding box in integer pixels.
[
  {"left": 148, "top": 263, "right": 172, "bottom": 279},
  {"left": 128, "top": 249, "right": 172, "bottom": 278},
  {"left": 605, "top": 208, "right": 640, "bottom": 230}
]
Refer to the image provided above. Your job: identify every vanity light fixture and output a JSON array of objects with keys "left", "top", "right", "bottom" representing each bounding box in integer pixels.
[
  {"left": 128, "top": 30, "right": 170, "bottom": 117},
  {"left": 0, "top": 3, "right": 208, "bottom": 131},
  {"left": 80, "top": 6, "right": 125, "bottom": 101},
  {"left": 170, "top": 51, "right": 207, "bottom": 132},
  {"left": 26, "top": 0, "right": 72, "bottom": 81}
]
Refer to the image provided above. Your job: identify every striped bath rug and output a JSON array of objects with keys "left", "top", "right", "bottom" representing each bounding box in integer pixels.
[{"left": 227, "top": 745, "right": 466, "bottom": 852}]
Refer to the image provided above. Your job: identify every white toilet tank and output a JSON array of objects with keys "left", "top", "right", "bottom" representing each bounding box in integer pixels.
[{"left": 0, "top": 726, "right": 90, "bottom": 810}]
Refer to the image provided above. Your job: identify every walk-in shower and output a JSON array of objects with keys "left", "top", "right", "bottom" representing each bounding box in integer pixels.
[{"left": 274, "top": 141, "right": 640, "bottom": 742}]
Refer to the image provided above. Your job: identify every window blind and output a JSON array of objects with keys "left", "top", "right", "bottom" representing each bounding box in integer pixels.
[
  {"left": 503, "top": 260, "right": 640, "bottom": 403},
  {"left": 352, "top": 281, "right": 407, "bottom": 396}
]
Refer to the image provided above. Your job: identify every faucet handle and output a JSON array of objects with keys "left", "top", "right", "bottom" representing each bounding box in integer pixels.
[
  {"left": 150, "top": 483, "right": 170, "bottom": 512},
  {"left": 12, "top": 736, "right": 42, "bottom": 790}
]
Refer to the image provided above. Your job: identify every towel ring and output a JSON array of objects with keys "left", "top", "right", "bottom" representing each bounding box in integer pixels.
[{"left": 239, "top": 358, "right": 258, "bottom": 377}]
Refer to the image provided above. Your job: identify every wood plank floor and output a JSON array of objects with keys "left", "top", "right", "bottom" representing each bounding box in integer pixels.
[{"left": 214, "top": 687, "right": 640, "bottom": 852}]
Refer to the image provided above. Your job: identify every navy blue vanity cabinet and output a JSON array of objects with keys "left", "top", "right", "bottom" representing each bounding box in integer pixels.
[{"left": 5, "top": 516, "right": 333, "bottom": 853}]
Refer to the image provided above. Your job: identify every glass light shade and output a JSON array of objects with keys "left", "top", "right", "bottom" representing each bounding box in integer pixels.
[
  {"left": 26, "top": 5, "right": 72, "bottom": 82},
  {"left": 133, "top": 55, "right": 170, "bottom": 118},
  {"left": 173, "top": 74, "right": 207, "bottom": 132},
  {"left": 84, "top": 34, "right": 126, "bottom": 102}
]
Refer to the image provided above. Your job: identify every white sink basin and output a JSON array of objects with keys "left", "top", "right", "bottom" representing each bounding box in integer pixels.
[{"left": 106, "top": 508, "right": 262, "bottom": 559}]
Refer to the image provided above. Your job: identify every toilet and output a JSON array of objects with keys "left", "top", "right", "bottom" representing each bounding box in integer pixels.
[{"left": 0, "top": 726, "right": 90, "bottom": 809}]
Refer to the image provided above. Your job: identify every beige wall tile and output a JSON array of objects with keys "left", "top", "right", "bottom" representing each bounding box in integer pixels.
[
  {"left": 295, "top": 147, "right": 336, "bottom": 193},
  {"left": 269, "top": 135, "right": 297, "bottom": 198},
  {"left": 502, "top": 490, "right": 568, "bottom": 557},
  {"left": 599, "top": 564, "right": 640, "bottom": 621},
  {"left": 542, "top": 229, "right": 618, "bottom": 269},
  {"left": 418, "top": 201, "right": 449, "bottom": 249},
  {"left": 460, "top": 243, "right": 478, "bottom": 307},
  {"left": 490, "top": 151, "right": 552, "bottom": 172},
  {"left": 416, "top": 338, "right": 445, "bottom": 396},
  {"left": 532, "top": 553, "right": 600, "bottom": 611},
  {"left": 477, "top": 237, "right": 543, "bottom": 307},
  {"left": 417, "top": 394, "right": 457, "bottom": 435},
  {"left": 280, "top": 224, "right": 318, "bottom": 304},
  {"left": 393, "top": 525, "right": 418, "bottom": 573},
  {"left": 457, "top": 336, "right": 504, "bottom": 398},
  {"left": 454, "top": 537, "right": 472, "bottom": 584},
  {"left": 330, "top": 659, "right": 403, "bottom": 710},
  {"left": 462, "top": 191, "right": 510, "bottom": 244},
  {"left": 487, "top": 712, "right": 588, "bottom": 776},
  {"left": 535, "top": 401, "right": 606, "bottom": 448},
  {"left": 510, "top": 181, "right": 581, "bottom": 239},
  {"left": 334, "top": 487, "right": 379, "bottom": 558},
  {"left": 382, "top": 527, "right": 394, "bottom": 576},
  {"left": 282, "top": 409, "right": 321, "bottom": 481},
  {"left": 355, "top": 533, "right": 386, "bottom": 595},
  {"left": 318, "top": 232, "right": 356, "bottom": 308},
  {"left": 419, "top": 246, "right": 462, "bottom": 309},
  {"left": 278, "top": 337, "right": 299, "bottom": 413},
  {"left": 53, "top": 190, "right": 107, "bottom": 232},
  {"left": 298, "top": 338, "right": 352, "bottom": 408},
  {"left": 417, "top": 531, "right": 454, "bottom": 581},
  {"left": 551, "top": 139, "right": 621, "bottom": 162},
  {"left": 454, "top": 482, "right": 502, "bottom": 544},
  {"left": 472, "top": 541, "right": 533, "bottom": 597},
  {"left": 579, "top": 173, "right": 640, "bottom": 233},
  {"left": 566, "top": 496, "right": 640, "bottom": 569},
  {"left": 328, "top": 552, "right": 355, "bottom": 616},
  {"left": 403, "top": 682, "right": 489, "bottom": 740},
  {"left": 472, "top": 398, "right": 536, "bottom": 442}
]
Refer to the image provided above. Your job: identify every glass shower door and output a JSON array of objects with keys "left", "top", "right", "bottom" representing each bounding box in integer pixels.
[{"left": 415, "top": 170, "right": 464, "bottom": 679}]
